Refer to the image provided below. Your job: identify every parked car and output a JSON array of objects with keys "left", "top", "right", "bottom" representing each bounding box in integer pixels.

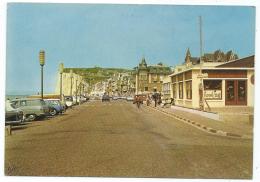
[
  {"left": 119, "top": 96, "right": 127, "bottom": 100},
  {"left": 112, "top": 96, "right": 119, "bottom": 100},
  {"left": 44, "top": 99, "right": 65, "bottom": 116},
  {"left": 10, "top": 98, "right": 49, "bottom": 121},
  {"left": 126, "top": 96, "right": 134, "bottom": 101},
  {"left": 5, "top": 100, "right": 24, "bottom": 125},
  {"left": 64, "top": 96, "right": 73, "bottom": 108},
  {"left": 102, "top": 94, "right": 110, "bottom": 102}
]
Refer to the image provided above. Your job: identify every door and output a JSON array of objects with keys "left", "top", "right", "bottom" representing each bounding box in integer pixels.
[{"left": 225, "top": 80, "right": 247, "bottom": 105}]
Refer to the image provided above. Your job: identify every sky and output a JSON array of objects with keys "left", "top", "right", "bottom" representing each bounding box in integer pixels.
[{"left": 6, "top": 3, "right": 255, "bottom": 95}]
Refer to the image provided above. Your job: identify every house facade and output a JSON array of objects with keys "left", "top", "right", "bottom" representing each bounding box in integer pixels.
[{"left": 134, "top": 57, "right": 172, "bottom": 94}]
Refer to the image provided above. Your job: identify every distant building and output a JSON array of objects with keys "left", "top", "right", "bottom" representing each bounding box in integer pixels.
[
  {"left": 134, "top": 57, "right": 172, "bottom": 94},
  {"left": 184, "top": 48, "right": 239, "bottom": 66}
]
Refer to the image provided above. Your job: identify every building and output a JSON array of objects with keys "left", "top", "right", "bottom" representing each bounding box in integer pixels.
[
  {"left": 161, "top": 76, "right": 171, "bottom": 100},
  {"left": 184, "top": 48, "right": 239, "bottom": 66},
  {"left": 169, "top": 54, "right": 254, "bottom": 110},
  {"left": 134, "top": 57, "right": 172, "bottom": 94},
  {"left": 55, "top": 70, "right": 88, "bottom": 97}
]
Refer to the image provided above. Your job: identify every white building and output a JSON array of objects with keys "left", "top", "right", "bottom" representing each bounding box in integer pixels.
[{"left": 169, "top": 55, "right": 254, "bottom": 110}]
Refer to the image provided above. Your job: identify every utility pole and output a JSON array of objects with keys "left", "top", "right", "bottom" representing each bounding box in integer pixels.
[{"left": 198, "top": 16, "right": 205, "bottom": 110}]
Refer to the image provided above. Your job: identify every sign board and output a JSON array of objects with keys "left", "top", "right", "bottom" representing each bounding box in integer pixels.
[
  {"left": 197, "top": 73, "right": 208, "bottom": 79},
  {"left": 204, "top": 90, "right": 222, "bottom": 100}
]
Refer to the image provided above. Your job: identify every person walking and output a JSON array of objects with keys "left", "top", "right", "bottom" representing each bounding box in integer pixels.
[
  {"left": 136, "top": 95, "right": 141, "bottom": 108},
  {"left": 146, "top": 94, "right": 151, "bottom": 106},
  {"left": 153, "top": 93, "right": 157, "bottom": 107}
]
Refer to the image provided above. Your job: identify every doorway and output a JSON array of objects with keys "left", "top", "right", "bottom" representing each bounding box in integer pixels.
[{"left": 225, "top": 80, "right": 247, "bottom": 105}]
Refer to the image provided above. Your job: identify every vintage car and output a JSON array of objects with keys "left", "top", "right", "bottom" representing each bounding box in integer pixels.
[
  {"left": 102, "top": 94, "right": 110, "bottom": 102},
  {"left": 10, "top": 98, "right": 49, "bottom": 121},
  {"left": 5, "top": 100, "right": 24, "bottom": 125},
  {"left": 64, "top": 96, "right": 74, "bottom": 108},
  {"left": 44, "top": 99, "right": 65, "bottom": 116}
]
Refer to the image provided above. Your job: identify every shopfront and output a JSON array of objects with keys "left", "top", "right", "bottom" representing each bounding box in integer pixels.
[{"left": 169, "top": 55, "right": 254, "bottom": 109}]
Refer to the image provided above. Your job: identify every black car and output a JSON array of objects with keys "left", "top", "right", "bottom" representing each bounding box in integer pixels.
[{"left": 102, "top": 95, "right": 110, "bottom": 102}]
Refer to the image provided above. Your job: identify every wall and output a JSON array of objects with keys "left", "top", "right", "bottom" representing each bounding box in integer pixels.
[{"left": 247, "top": 70, "right": 254, "bottom": 107}]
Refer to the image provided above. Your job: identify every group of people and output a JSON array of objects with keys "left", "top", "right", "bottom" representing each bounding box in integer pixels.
[{"left": 135, "top": 92, "right": 174, "bottom": 109}]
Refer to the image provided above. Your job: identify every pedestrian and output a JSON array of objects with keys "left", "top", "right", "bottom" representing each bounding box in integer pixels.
[
  {"left": 136, "top": 95, "right": 141, "bottom": 108},
  {"left": 158, "top": 93, "right": 162, "bottom": 106},
  {"left": 154, "top": 93, "right": 157, "bottom": 107},
  {"left": 146, "top": 94, "right": 151, "bottom": 106}
]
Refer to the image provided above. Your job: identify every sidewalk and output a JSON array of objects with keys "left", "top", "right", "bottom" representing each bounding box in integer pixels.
[{"left": 148, "top": 104, "right": 253, "bottom": 139}]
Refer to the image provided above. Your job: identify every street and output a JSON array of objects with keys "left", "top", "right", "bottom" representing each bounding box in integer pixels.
[{"left": 5, "top": 100, "right": 252, "bottom": 178}]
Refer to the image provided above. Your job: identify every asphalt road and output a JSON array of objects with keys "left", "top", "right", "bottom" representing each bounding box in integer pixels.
[{"left": 5, "top": 100, "right": 253, "bottom": 178}]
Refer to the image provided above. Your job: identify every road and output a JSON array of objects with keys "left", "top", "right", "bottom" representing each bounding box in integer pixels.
[{"left": 5, "top": 100, "right": 253, "bottom": 178}]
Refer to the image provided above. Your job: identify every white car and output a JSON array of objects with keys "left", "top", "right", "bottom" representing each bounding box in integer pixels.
[
  {"left": 126, "top": 96, "right": 134, "bottom": 101},
  {"left": 64, "top": 96, "right": 73, "bottom": 107}
]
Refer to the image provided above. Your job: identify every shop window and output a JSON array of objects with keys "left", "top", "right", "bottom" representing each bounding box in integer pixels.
[
  {"left": 186, "top": 81, "right": 192, "bottom": 99},
  {"left": 204, "top": 80, "right": 222, "bottom": 90},
  {"left": 179, "top": 82, "right": 183, "bottom": 99},
  {"left": 204, "top": 80, "right": 222, "bottom": 100}
]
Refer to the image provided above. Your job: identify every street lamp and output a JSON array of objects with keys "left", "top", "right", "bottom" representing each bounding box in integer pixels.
[
  {"left": 59, "top": 63, "right": 64, "bottom": 102},
  {"left": 39, "top": 50, "right": 45, "bottom": 100},
  {"left": 70, "top": 69, "right": 73, "bottom": 97}
]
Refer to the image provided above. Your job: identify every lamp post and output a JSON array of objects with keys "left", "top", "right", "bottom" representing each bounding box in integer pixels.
[
  {"left": 70, "top": 69, "right": 73, "bottom": 97},
  {"left": 39, "top": 50, "right": 45, "bottom": 100},
  {"left": 59, "top": 63, "right": 64, "bottom": 102}
]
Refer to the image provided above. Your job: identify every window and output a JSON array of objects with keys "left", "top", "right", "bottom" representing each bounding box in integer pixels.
[
  {"left": 186, "top": 81, "right": 192, "bottom": 99},
  {"left": 179, "top": 82, "right": 183, "bottom": 99},
  {"left": 21, "top": 100, "right": 27, "bottom": 106},
  {"left": 203, "top": 80, "right": 222, "bottom": 100},
  {"left": 204, "top": 80, "right": 221, "bottom": 90},
  {"left": 145, "top": 87, "right": 148, "bottom": 91},
  {"left": 172, "top": 84, "right": 176, "bottom": 98}
]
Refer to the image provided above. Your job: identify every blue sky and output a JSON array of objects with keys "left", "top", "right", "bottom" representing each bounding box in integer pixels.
[{"left": 6, "top": 3, "right": 255, "bottom": 94}]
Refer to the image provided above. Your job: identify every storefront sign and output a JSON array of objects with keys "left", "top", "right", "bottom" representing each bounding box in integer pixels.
[{"left": 204, "top": 90, "right": 222, "bottom": 100}]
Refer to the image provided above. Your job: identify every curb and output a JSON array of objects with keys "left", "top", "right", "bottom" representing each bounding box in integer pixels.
[{"left": 146, "top": 105, "right": 252, "bottom": 140}]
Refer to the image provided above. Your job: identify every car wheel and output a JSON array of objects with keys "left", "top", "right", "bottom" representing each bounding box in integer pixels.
[
  {"left": 27, "top": 114, "right": 36, "bottom": 121},
  {"left": 49, "top": 109, "right": 57, "bottom": 116}
]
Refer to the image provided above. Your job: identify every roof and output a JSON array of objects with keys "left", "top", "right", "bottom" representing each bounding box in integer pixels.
[
  {"left": 170, "top": 55, "right": 254, "bottom": 77},
  {"left": 11, "top": 98, "right": 43, "bottom": 101},
  {"left": 216, "top": 55, "right": 254, "bottom": 68},
  {"left": 148, "top": 65, "right": 172, "bottom": 74}
]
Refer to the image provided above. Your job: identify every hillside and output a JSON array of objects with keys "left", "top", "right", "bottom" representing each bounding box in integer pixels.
[{"left": 63, "top": 67, "right": 134, "bottom": 85}]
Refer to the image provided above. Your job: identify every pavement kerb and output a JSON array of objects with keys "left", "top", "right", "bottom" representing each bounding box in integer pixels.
[{"left": 145, "top": 105, "right": 252, "bottom": 140}]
